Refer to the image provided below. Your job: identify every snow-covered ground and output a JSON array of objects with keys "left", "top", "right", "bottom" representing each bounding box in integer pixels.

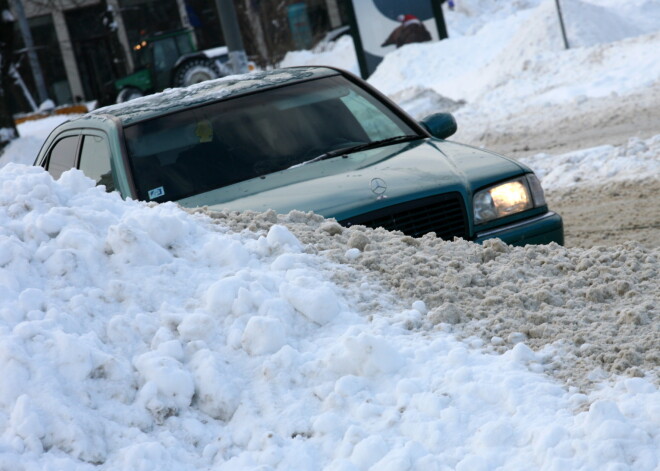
[{"left": 0, "top": 0, "right": 658, "bottom": 469}]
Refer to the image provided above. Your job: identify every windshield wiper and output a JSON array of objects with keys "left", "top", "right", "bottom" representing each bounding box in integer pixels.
[{"left": 292, "top": 135, "right": 422, "bottom": 168}]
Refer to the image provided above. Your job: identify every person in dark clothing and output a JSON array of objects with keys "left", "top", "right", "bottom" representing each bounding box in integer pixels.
[{"left": 381, "top": 14, "right": 432, "bottom": 48}]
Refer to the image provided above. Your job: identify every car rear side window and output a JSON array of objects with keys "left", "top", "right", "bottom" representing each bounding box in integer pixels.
[
  {"left": 79, "top": 134, "right": 115, "bottom": 192},
  {"left": 47, "top": 136, "right": 79, "bottom": 179}
]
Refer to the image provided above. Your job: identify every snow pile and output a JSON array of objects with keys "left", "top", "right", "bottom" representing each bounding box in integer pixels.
[
  {"left": 279, "top": 0, "right": 660, "bottom": 124},
  {"left": 442, "top": 0, "right": 542, "bottom": 37},
  {"left": 0, "top": 115, "right": 72, "bottom": 167},
  {"left": 387, "top": 87, "right": 465, "bottom": 119},
  {"left": 370, "top": 0, "right": 660, "bottom": 120},
  {"left": 281, "top": 35, "right": 359, "bottom": 76},
  {"left": 520, "top": 134, "right": 660, "bottom": 190},
  {"left": 0, "top": 163, "right": 658, "bottom": 470}
]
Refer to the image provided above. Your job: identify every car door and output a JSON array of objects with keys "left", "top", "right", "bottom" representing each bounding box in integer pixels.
[{"left": 41, "top": 128, "right": 116, "bottom": 192}]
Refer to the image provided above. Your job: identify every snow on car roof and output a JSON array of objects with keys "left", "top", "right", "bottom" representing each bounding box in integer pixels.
[{"left": 91, "top": 67, "right": 339, "bottom": 126}]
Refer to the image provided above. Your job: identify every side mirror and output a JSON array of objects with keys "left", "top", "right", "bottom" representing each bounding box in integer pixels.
[{"left": 419, "top": 112, "right": 457, "bottom": 139}]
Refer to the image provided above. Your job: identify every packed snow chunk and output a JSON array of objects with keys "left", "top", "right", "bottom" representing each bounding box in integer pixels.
[
  {"left": 532, "top": 424, "right": 570, "bottom": 455},
  {"left": 125, "top": 205, "right": 190, "bottom": 251},
  {"left": 106, "top": 441, "right": 178, "bottom": 471},
  {"left": 583, "top": 400, "right": 627, "bottom": 430},
  {"left": 350, "top": 435, "right": 389, "bottom": 469},
  {"left": 134, "top": 351, "right": 195, "bottom": 421},
  {"left": 49, "top": 330, "right": 96, "bottom": 382},
  {"left": 329, "top": 331, "right": 405, "bottom": 376},
  {"left": 266, "top": 224, "right": 303, "bottom": 252},
  {"left": 473, "top": 419, "right": 516, "bottom": 447},
  {"left": 17, "top": 288, "right": 45, "bottom": 314},
  {"left": 241, "top": 315, "right": 287, "bottom": 355},
  {"left": 189, "top": 350, "right": 241, "bottom": 421},
  {"left": 9, "top": 395, "right": 46, "bottom": 450},
  {"left": 177, "top": 312, "right": 217, "bottom": 342},
  {"left": 54, "top": 168, "right": 97, "bottom": 195},
  {"left": 311, "top": 411, "right": 344, "bottom": 437},
  {"left": 0, "top": 339, "right": 31, "bottom": 405},
  {"left": 280, "top": 282, "right": 341, "bottom": 325},
  {"left": 334, "top": 374, "right": 368, "bottom": 397},
  {"left": 201, "top": 237, "right": 252, "bottom": 269},
  {"left": 370, "top": 441, "right": 430, "bottom": 471},
  {"left": 508, "top": 342, "right": 539, "bottom": 366},
  {"left": 204, "top": 275, "right": 246, "bottom": 315},
  {"left": 345, "top": 248, "right": 361, "bottom": 260},
  {"left": 9, "top": 393, "right": 109, "bottom": 463},
  {"left": 105, "top": 221, "right": 173, "bottom": 266},
  {"left": 411, "top": 300, "right": 428, "bottom": 316}
]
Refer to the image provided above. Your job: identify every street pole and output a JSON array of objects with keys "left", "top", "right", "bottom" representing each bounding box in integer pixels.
[
  {"left": 10, "top": 0, "right": 50, "bottom": 104},
  {"left": 554, "top": 0, "right": 569, "bottom": 50},
  {"left": 214, "top": 0, "right": 248, "bottom": 74}
]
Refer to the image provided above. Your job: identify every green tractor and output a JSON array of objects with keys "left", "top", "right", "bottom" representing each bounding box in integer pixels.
[{"left": 114, "top": 29, "right": 250, "bottom": 103}]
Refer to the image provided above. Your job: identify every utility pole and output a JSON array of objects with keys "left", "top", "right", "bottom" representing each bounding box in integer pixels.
[
  {"left": 10, "top": 0, "right": 50, "bottom": 104},
  {"left": 554, "top": 0, "right": 570, "bottom": 50},
  {"left": 214, "top": 0, "right": 248, "bottom": 74}
]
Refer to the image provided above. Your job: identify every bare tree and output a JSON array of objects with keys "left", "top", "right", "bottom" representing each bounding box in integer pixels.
[
  {"left": 236, "top": 0, "right": 331, "bottom": 67},
  {"left": 1, "top": 0, "right": 19, "bottom": 155}
]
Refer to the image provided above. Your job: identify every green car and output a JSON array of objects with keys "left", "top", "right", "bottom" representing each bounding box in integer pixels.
[{"left": 34, "top": 66, "right": 563, "bottom": 246}]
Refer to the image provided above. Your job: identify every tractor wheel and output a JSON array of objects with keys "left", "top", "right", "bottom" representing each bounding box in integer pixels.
[
  {"left": 116, "top": 87, "right": 143, "bottom": 103},
  {"left": 173, "top": 59, "right": 219, "bottom": 87}
]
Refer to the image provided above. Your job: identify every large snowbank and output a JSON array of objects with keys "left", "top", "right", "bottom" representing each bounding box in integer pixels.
[{"left": 0, "top": 164, "right": 657, "bottom": 470}]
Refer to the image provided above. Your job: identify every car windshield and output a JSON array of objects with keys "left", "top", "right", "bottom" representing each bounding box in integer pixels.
[{"left": 124, "top": 75, "right": 420, "bottom": 202}]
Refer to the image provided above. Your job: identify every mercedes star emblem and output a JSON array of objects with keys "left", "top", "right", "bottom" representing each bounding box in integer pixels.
[{"left": 370, "top": 177, "right": 388, "bottom": 198}]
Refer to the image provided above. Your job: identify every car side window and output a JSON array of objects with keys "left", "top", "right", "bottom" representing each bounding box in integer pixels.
[
  {"left": 79, "top": 134, "right": 115, "bottom": 192},
  {"left": 46, "top": 136, "right": 79, "bottom": 179},
  {"left": 341, "top": 90, "right": 403, "bottom": 141}
]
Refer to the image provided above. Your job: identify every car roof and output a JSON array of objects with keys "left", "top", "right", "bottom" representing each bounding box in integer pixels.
[{"left": 90, "top": 66, "right": 340, "bottom": 126}]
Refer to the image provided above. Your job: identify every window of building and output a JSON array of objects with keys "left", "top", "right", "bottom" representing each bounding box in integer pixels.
[
  {"left": 29, "top": 14, "right": 71, "bottom": 106},
  {"left": 11, "top": 14, "right": 71, "bottom": 111},
  {"left": 119, "top": 0, "right": 182, "bottom": 49}
]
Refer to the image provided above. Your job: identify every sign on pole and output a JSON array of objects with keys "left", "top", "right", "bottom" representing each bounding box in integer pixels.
[{"left": 346, "top": 0, "right": 449, "bottom": 79}]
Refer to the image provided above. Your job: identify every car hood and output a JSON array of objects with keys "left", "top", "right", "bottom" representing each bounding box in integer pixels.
[{"left": 177, "top": 138, "right": 526, "bottom": 220}]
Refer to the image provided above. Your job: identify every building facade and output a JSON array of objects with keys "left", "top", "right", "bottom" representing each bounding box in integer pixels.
[{"left": 10, "top": 0, "right": 345, "bottom": 112}]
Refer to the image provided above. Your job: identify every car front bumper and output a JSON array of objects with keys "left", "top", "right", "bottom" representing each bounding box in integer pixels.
[{"left": 474, "top": 211, "right": 564, "bottom": 246}]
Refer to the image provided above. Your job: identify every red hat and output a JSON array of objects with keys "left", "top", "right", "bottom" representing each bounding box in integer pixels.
[{"left": 397, "top": 14, "right": 419, "bottom": 23}]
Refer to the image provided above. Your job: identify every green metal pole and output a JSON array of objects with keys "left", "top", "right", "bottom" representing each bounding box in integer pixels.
[{"left": 215, "top": 0, "right": 248, "bottom": 74}]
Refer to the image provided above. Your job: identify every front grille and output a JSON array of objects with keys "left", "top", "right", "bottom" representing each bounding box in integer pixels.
[{"left": 340, "top": 192, "right": 469, "bottom": 240}]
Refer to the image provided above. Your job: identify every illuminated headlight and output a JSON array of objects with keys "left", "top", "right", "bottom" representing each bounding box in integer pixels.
[{"left": 473, "top": 175, "right": 546, "bottom": 224}]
